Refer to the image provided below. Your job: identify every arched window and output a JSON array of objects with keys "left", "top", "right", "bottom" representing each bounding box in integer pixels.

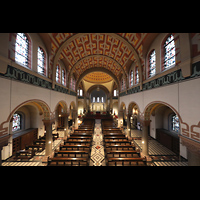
[
  {"left": 135, "top": 66, "right": 139, "bottom": 84},
  {"left": 12, "top": 113, "right": 21, "bottom": 132},
  {"left": 15, "top": 33, "right": 31, "bottom": 68},
  {"left": 37, "top": 46, "right": 46, "bottom": 76},
  {"left": 148, "top": 49, "right": 156, "bottom": 78},
  {"left": 56, "top": 65, "right": 61, "bottom": 83},
  {"left": 62, "top": 69, "right": 66, "bottom": 86},
  {"left": 130, "top": 70, "right": 133, "bottom": 87},
  {"left": 163, "top": 34, "right": 175, "bottom": 70},
  {"left": 170, "top": 114, "right": 180, "bottom": 133},
  {"left": 121, "top": 78, "right": 124, "bottom": 91}
]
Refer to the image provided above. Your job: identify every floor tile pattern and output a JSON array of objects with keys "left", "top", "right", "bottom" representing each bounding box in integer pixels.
[{"left": 90, "top": 119, "right": 105, "bottom": 166}]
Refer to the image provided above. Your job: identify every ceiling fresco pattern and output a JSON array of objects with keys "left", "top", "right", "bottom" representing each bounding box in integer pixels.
[
  {"left": 83, "top": 72, "right": 113, "bottom": 83},
  {"left": 49, "top": 33, "right": 148, "bottom": 83}
]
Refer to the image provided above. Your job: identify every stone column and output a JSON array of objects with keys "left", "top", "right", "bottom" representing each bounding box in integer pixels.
[
  {"left": 140, "top": 120, "right": 151, "bottom": 157},
  {"left": 73, "top": 109, "right": 78, "bottom": 129},
  {"left": 63, "top": 113, "right": 69, "bottom": 139},
  {"left": 127, "top": 113, "right": 131, "bottom": 137},
  {"left": 43, "top": 119, "right": 54, "bottom": 157},
  {"left": 118, "top": 111, "right": 123, "bottom": 128}
]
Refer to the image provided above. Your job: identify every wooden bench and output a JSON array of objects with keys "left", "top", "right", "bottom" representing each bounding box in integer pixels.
[
  {"left": 105, "top": 150, "right": 140, "bottom": 158},
  {"left": 48, "top": 157, "right": 89, "bottom": 166},
  {"left": 59, "top": 144, "right": 90, "bottom": 151},
  {"left": 74, "top": 130, "right": 93, "bottom": 134},
  {"left": 71, "top": 133, "right": 93, "bottom": 137},
  {"left": 104, "top": 140, "right": 131, "bottom": 145},
  {"left": 69, "top": 136, "right": 92, "bottom": 139},
  {"left": 34, "top": 139, "right": 46, "bottom": 145},
  {"left": 25, "top": 144, "right": 45, "bottom": 152},
  {"left": 103, "top": 130, "right": 122, "bottom": 134},
  {"left": 106, "top": 157, "right": 146, "bottom": 166},
  {"left": 54, "top": 150, "right": 90, "bottom": 158},
  {"left": 105, "top": 144, "right": 136, "bottom": 151},
  {"left": 104, "top": 136, "right": 126, "bottom": 139},
  {"left": 15, "top": 149, "right": 35, "bottom": 160}
]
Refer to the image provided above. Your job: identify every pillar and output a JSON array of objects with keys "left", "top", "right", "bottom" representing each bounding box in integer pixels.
[
  {"left": 73, "top": 109, "right": 78, "bottom": 129},
  {"left": 118, "top": 111, "right": 123, "bottom": 128},
  {"left": 54, "top": 110, "right": 58, "bottom": 130},
  {"left": 141, "top": 120, "right": 151, "bottom": 157},
  {"left": 127, "top": 114, "right": 131, "bottom": 137},
  {"left": 43, "top": 119, "right": 54, "bottom": 157},
  {"left": 63, "top": 113, "right": 69, "bottom": 138}
]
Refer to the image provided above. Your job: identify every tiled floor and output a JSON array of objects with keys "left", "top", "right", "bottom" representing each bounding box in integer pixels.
[
  {"left": 130, "top": 129, "right": 188, "bottom": 166},
  {"left": 90, "top": 119, "right": 105, "bottom": 166},
  {"left": 2, "top": 138, "right": 63, "bottom": 166}
]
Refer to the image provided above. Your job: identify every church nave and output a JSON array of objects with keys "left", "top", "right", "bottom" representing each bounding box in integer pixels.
[{"left": 0, "top": 33, "right": 200, "bottom": 166}]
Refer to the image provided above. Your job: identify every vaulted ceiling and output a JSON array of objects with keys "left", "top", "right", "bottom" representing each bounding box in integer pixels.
[{"left": 48, "top": 33, "right": 150, "bottom": 88}]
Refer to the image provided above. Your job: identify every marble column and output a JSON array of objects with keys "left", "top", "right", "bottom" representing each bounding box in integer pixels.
[
  {"left": 43, "top": 119, "right": 54, "bottom": 157},
  {"left": 63, "top": 113, "right": 69, "bottom": 138},
  {"left": 140, "top": 120, "right": 151, "bottom": 156},
  {"left": 127, "top": 113, "right": 131, "bottom": 137}
]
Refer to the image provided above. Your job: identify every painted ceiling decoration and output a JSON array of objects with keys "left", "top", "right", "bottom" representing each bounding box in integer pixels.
[
  {"left": 83, "top": 72, "right": 113, "bottom": 83},
  {"left": 49, "top": 33, "right": 148, "bottom": 87}
]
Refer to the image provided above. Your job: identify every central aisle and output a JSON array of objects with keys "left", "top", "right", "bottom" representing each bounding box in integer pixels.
[{"left": 90, "top": 119, "right": 105, "bottom": 166}]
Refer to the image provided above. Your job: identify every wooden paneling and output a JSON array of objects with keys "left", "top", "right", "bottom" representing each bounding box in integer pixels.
[
  {"left": 12, "top": 128, "right": 38, "bottom": 154},
  {"left": 156, "top": 129, "right": 179, "bottom": 154}
]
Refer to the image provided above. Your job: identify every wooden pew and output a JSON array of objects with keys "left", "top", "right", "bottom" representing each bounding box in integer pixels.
[
  {"left": 59, "top": 144, "right": 90, "bottom": 151},
  {"left": 48, "top": 157, "right": 89, "bottom": 166},
  {"left": 54, "top": 150, "right": 90, "bottom": 158},
  {"left": 25, "top": 144, "right": 45, "bottom": 152},
  {"left": 15, "top": 149, "right": 35, "bottom": 160},
  {"left": 106, "top": 157, "right": 147, "bottom": 166},
  {"left": 105, "top": 150, "right": 140, "bottom": 158},
  {"left": 105, "top": 144, "right": 136, "bottom": 151}
]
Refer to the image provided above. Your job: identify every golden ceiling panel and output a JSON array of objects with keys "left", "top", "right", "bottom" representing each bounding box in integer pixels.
[{"left": 83, "top": 72, "right": 113, "bottom": 83}]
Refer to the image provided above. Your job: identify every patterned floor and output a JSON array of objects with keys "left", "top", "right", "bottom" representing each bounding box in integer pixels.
[
  {"left": 130, "top": 129, "right": 188, "bottom": 166},
  {"left": 90, "top": 119, "right": 105, "bottom": 166},
  {"left": 2, "top": 138, "right": 63, "bottom": 166}
]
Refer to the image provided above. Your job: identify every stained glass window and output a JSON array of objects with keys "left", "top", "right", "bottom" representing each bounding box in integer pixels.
[
  {"left": 130, "top": 70, "right": 133, "bottom": 86},
  {"left": 121, "top": 78, "right": 124, "bottom": 91},
  {"left": 135, "top": 67, "right": 139, "bottom": 84},
  {"left": 171, "top": 114, "right": 180, "bottom": 133},
  {"left": 62, "top": 69, "right": 65, "bottom": 85},
  {"left": 97, "top": 97, "right": 99, "bottom": 103},
  {"left": 101, "top": 97, "right": 104, "bottom": 103},
  {"left": 114, "top": 89, "right": 117, "bottom": 96},
  {"left": 164, "top": 34, "right": 175, "bottom": 69},
  {"left": 56, "top": 65, "right": 60, "bottom": 83},
  {"left": 37, "top": 47, "right": 46, "bottom": 75},
  {"left": 12, "top": 113, "right": 21, "bottom": 132},
  {"left": 15, "top": 33, "right": 30, "bottom": 68},
  {"left": 80, "top": 89, "right": 83, "bottom": 96},
  {"left": 93, "top": 97, "right": 95, "bottom": 102},
  {"left": 149, "top": 50, "right": 156, "bottom": 77},
  {"left": 72, "top": 78, "right": 75, "bottom": 91}
]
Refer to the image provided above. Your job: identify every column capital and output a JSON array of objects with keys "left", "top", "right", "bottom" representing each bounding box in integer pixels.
[
  {"left": 140, "top": 119, "right": 151, "bottom": 126},
  {"left": 42, "top": 118, "right": 55, "bottom": 126}
]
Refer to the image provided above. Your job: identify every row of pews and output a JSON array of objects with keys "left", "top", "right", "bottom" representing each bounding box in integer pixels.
[
  {"left": 47, "top": 119, "right": 95, "bottom": 166},
  {"left": 14, "top": 133, "right": 59, "bottom": 160},
  {"left": 102, "top": 119, "right": 147, "bottom": 166}
]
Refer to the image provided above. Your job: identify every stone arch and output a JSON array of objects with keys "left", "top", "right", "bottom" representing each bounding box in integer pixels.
[
  {"left": 54, "top": 100, "right": 68, "bottom": 113},
  {"left": 127, "top": 101, "right": 141, "bottom": 115},
  {"left": 0, "top": 99, "right": 51, "bottom": 137},
  {"left": 143, "top": 101, "right": 183, "bottom": 124}
]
